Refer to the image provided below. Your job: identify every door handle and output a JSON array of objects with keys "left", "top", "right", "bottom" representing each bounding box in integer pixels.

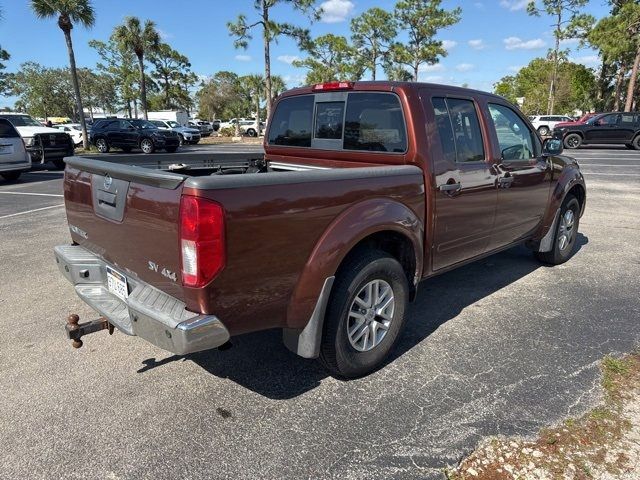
[
  {"left": 439, "top": 182, "right": 461, "bottom": 193},
  {"left": 497, "top": 175, "right": 514, "bottom": 187}
]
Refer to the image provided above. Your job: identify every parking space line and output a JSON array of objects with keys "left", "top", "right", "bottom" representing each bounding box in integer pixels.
[
  {"left": 0, "top": 204, "right": 64, "bottom": 220},
  {"left": 0, "top": 192, "right": 64, "bottom": 197},
  {"left": 581, "top": 173, "right": 640, "bottom": 176},
  {"left": 579, "top": 164, "right": 640, "bottom": 167}
]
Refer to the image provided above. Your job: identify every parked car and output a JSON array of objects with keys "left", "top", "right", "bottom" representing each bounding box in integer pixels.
[
  {"left": 149, "top": 119, "right": 201, "bottom": 145},
  {"left": 55, "top": 123, "right": 84, "bottom": 146},
  {"left": 189, "top": 119, "right": 213, "bottom": 137},
  {"left": 529, "top": 115, "right": 575, "bottom": 136},
  {"left": 554, "top": 112, "right": 600, "bottom": 128},
  {"left": 219, "top": 118, "right": 264, "bottom": 136},
  {"left": 89, "top": 118, "right": 180, "bottom": 154},
  {"left": 212, "top": 119, "right": 221, "bottom": 131},
  {"left": 54, "top": 81, "right": 585, "bottom": 378},
  {"left": 0, "top": 118, "right": 32, "bottom": 181},
  {"left": 0, "top": 112, "right": 74, "bottom": 170},
  {"left": 553, "top": 112, "right": 640, "bottom": 149}
]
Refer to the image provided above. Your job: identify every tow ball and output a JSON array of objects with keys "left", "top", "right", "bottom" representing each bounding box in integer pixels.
[{"left": 65, "top": 314, "right": 114, "bottom": 349}]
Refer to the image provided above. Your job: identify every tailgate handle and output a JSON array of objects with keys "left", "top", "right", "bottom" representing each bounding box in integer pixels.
[{"left": 97, "top": 190, "right": 117, "bottom": 207}]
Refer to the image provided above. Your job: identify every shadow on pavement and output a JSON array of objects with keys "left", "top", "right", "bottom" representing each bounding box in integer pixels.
[{"left": 137, "top": 240, "right": 588, "bottom": 400}]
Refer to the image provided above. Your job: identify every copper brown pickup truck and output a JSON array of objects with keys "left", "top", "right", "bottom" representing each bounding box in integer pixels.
[{"left": 55, "top": 81, "right": 586, "bottom": 378}]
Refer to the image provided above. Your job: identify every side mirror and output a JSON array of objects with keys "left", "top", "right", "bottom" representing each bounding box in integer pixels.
[{"left": 543, "top": 138, "right": 563, "bottom": 156}]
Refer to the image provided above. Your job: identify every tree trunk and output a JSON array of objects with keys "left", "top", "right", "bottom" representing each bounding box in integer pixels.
[
  {"left": 126, "top": 100, "right": 132, "bottom": 119},
  {"left": 613, "top": 66, "right": 625, "bottom": 111},
  {"left": 371, "top": 45, "right": 377, "bottom": 81},
  {"left": 63, "top": 28, "right": 89, "bottom": 149},
  {"left": 255, "top": 95, "right": 261, "bottom": 138},
  {"left": 133, "top": 98, "right": 138, "bottom": 119},
  {"left": 596, "top": 56, "right": 608, "bottom": 109},
  {"left": 137, "top": 54, "right": 148, "bottom": 120},
  {"left": 413, "top": 63, "right": 419, "bottom": 82},
  {"left": 624, "top": 45, "right": 640, "bottom": 112},
  {"left": 263, "top": 1, "right": 273, "bottom": 122},
  {"left": 547, "top": 17, "right": 561, "bottom": 115}
]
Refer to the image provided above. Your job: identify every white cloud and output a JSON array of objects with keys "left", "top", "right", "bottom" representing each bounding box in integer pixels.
[
  {"left": 419, "top": 63, "right": 446, "bottom": 73},
  {"left": 455, "top": 63, "right": 475, "bottom": 72},
  {"left": 503, "top": 36, "right": 546, "bottom": 50},
  {"left": 235, "top": 54, "right": 252, "bottom": 62},
  {"left": 277, "top": 55, "right": 301, "bottom": 64},
  {"left": 319, "top": 0, "right": 355, "bottom": 23},
  {"left": 468, "top": 39, "right": 486, "bottom": 50},
  {"left": 500, "top": 0, "right": 529, "bottom": 11},
  {"left": 572, "top": 55, "right": 600, "bottom": 67},
  {"left": 474, "top": 2, "right": 485, "bottom": 9},
  {"left": 442, "top": 40, "right": 458, "bottom": 51}
]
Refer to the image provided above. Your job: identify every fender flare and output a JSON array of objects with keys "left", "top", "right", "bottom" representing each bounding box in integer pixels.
[{"left": 283, "top": 198, "right": 423, "bottom": 358}]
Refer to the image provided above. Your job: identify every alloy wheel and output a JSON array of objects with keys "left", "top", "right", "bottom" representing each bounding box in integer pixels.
[
  {"left": 141, "top": 139, "right": 153, "bottom": 154},
  {"left": 558, "top": 208, "right": 576, "bottom": 251},
  {"left": 347, "top": 279, "right": 395, "bottom": 352}
]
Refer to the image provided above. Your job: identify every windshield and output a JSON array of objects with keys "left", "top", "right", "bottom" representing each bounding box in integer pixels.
[
  {"left": 0, "top": 114, "right": 42, "bottom": 127},
  {"left": 167, "top": 121, "right": 180, "bottom": 128},
  {"left": 130, "top": 119, "right": 157, "bottom": 129}
]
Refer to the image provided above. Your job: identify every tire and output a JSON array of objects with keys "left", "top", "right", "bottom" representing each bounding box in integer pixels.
[
  {"left": 95, "top": 137, "right": 109, "bottom": 153},
  {"left": 632, "top": 135, "right": 640, "bottom": 151},
  {"left": 140, "top": 138, "right": 155, "bottom": 154},
  {"left": 165, "top": 146, "right": 178, "bottom": 153},
  {"left": 178, "top": 134, "right": 184, "bottom": 146},
  {"left": 52, "top": 159, "right": 65, "bottom": 170},
  {"left": 319, "top": 250, "right": 409, "bottom": 379},
  {"left": 246, "top": 128, "right": 257, "bottom": 137},
  {"left": 563, "top": 133, "right": 582, "bottom": 149},
  {"left": 1, "top": 171, "right": 21, "bottom": 182},
  {"left": 535, "top": 194, "right": 580, "bottom": 265},
  {"left": 538, "top": 126, "right": 550, "bottom": 136}
]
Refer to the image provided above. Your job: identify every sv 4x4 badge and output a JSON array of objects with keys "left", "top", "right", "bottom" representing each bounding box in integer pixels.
[{"left": 148, "top": 261, "right": 177, "bottom": 282}]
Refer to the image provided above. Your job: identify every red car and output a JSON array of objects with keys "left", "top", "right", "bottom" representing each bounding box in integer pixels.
[{"left": 555, "top": 113, "right": 599, "bottom": 128}]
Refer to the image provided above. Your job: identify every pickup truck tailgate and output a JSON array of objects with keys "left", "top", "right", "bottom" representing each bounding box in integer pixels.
[{"left": 63, "top": 157, "right": 186, "bottom": 300}]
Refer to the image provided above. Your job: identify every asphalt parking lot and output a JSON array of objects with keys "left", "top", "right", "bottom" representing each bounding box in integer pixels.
[{"left": 1, "top": 144, "right": 639, "bottom": 479}]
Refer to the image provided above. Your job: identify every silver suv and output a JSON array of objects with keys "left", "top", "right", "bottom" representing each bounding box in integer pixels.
[
  {"left": 149, "top": 120, "right": 201, "bottom": 145},
  {"left": 0, "top": 118, "right": 32, "bottom": 182}
]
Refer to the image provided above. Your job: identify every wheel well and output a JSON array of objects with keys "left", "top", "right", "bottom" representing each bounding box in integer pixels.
[
  {"left": 568, "top": 184, "right": 585, "bottom": 213},
  {"left": 337, "top": 231, "right": 418, "bottom": 301}
]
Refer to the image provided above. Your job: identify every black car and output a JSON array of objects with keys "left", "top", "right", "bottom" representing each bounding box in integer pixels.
[
  {"left": 553, "top": 112, "right": 640, "bottom": 150},
  {"left": 90, "top": 118, "right": 180, "bottom": 154}
]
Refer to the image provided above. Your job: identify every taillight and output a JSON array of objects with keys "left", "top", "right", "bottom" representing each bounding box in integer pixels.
[
  {"left": 312, "top": 81, "right": 354, "bottom": 91},
  {"left": 179, "top": 195, "right": 225, "bottom": 288}
]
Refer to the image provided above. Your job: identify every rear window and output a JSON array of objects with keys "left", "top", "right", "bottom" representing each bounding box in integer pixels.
[
  {"left": 268, "top": 95, "right": 314, "bottom": 147},
  {"left": 0, "top": 119, "right": 20, "bottom": 138},
  {"left": 268, "top": 92, "right": 407, "bottom": 152}
]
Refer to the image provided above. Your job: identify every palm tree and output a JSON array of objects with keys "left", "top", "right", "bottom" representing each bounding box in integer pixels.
[
  {"left": 31, "top": 0, "right": 94, "bottom": 149},
  {"left": 114, "top": 17, "right": 160, "bottom": 120}
]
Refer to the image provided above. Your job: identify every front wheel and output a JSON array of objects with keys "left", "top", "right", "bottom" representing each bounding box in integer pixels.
[
  {"left": 95, "top": 137, "right": 109, "bottom": 153},
  {"left": 564, "top": 133, "right": 582, "bottom": 149},
  {"left": 535, "top": 194, "right": 580, "bottom": 265},
  {"left": 632, "top": 135, "right": 640, "bottom": 151},
  {"left": 1, "top": 171, "right": 21, "bottom": 182},
  {"left": 319, "top": 250, "right": 409, "bottom": 379},
  {"left": 140, "top": 138, "right": 155, "bottom": 154},
  {"left": 246, "top": 128, "right": 257, "bottom": 137},
  {"left": 538, "top": 126, "right": 550, "bottom": 136}
]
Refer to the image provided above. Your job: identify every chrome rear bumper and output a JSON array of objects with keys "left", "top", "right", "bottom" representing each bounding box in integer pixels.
[{"left": 54, "top": 245, "right": 229, "bottom": 355}]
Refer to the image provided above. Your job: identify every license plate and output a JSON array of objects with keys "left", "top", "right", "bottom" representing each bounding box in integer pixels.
[
  {"left": 106, "top": 266, "right": 128, "bottom": 301},
  {"left": 0, "top": 144, "right": 13, "bottom": 154}
]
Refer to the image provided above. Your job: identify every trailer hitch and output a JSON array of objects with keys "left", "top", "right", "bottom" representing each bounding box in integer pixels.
[{"left": 65, "top": 314, "right": 114, "bottom": 349}]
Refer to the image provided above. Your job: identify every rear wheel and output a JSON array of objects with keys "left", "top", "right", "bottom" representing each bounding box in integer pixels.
[
  {"left": 632, "top": 135, "right": 640, "bottom": 151},
  {"left": 140, "top": 138, "right": 155, "bottom": 154},
  {"left": 538, "top": 126, "right": 550, "bottom": 136},
  {"left": 1, "top": 171, "right": 21, "bottom": 182},
  {"left": 564, "top": 133, "right": 582, "bottom": 149},
  {"left": 246, "top": 128, "right": 257, "bottom": 137},
  {"left": 535, "top": 194, "right": 580, "bottom": 265},
  {"left": 319, "top": 250, "right": 409, "bottom": 378},
  {"left": 95, "top": 137, "right": 109, "bottom": 153}
]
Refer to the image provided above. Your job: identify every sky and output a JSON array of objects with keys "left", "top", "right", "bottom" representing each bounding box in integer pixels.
[{"left": 0, "top": 0, "right": 611, "bottom": 109}]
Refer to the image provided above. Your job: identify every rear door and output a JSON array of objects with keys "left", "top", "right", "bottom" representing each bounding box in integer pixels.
[
  {"left": 485, "top": 102, "right": 551, "bottom": 248},
  {"left": 421, "top": 92, "right": 498, "bottom": 271},
  {"left": 0, "top": 119, "right": 26, "bottom": 166}
]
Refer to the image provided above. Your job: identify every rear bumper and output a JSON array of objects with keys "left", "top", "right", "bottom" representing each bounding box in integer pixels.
[{"left": 54, "top": 244, "right": 230, "bottom": 355}]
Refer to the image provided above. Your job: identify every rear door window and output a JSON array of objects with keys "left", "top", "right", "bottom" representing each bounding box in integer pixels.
[
  {"left": 431, "top": 97, "right": 485, "bottom": 162},
  {"left": 343, "top": 93, "right": 407, "bottom": 152},
  {"left": 268, "top": 95, "right": 314, "bottom": 147},
  {"left": 0, "top": 119, "right": 20, "bottom": 138}
]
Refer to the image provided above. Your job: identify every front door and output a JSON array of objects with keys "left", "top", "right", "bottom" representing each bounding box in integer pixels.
[
  {"left": 423, "top": 93, "right": 498, "bottom": 271},
  {"left": 485, "top": 103, "right": 551, "bottom": 249},
  {"left": 584, "top": 113, "right": 623, "bottom": 143}
]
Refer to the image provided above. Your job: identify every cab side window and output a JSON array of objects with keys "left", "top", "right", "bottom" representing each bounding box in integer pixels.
[
  {"left": 431, "top": 97, "right": 485, "bottom": 162},
  {"left": 598, "top": 114, "right": 620, "bottom": 126},
  {"left": 488, "top": 103, "right": 539, "bottom": 161}
]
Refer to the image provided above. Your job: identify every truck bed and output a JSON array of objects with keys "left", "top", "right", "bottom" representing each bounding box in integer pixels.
[{"left": 63, "top": 154, "right": 425, "bottom": 336}]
